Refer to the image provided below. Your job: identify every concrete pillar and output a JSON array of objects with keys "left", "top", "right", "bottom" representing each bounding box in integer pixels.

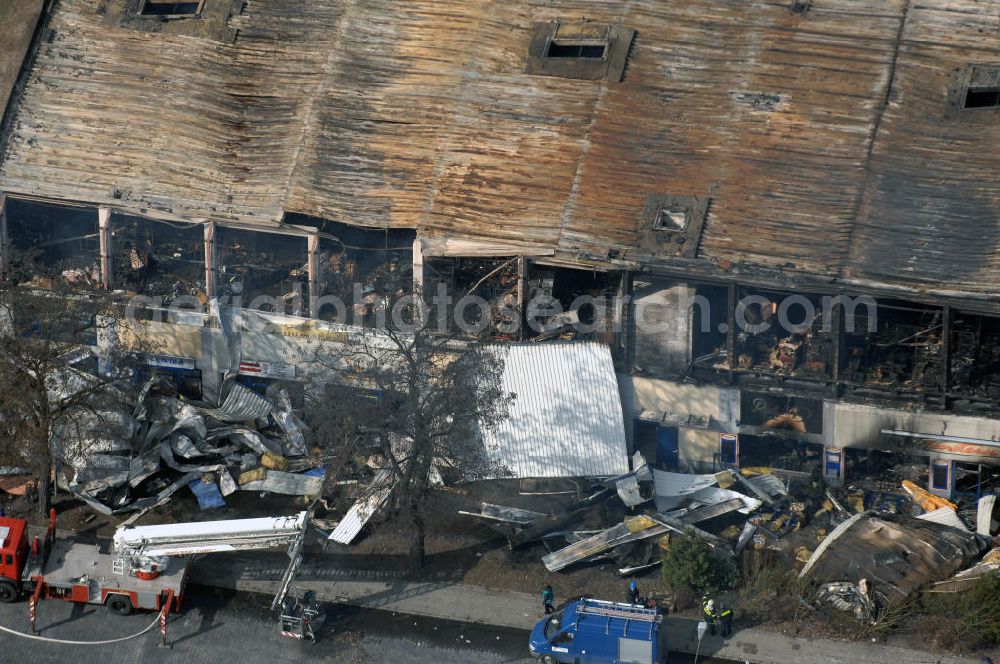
[
  {"left": 412, "top": 237, "right": 424, "bottom": 297},
  {"left": 0, "top": 193, "right": 7, "bottom": 283},
  {"left": 203, "top": 222, "right": 216, "bottom": 299},
  {"left": 516, "top": 256, "right": 529, "bottom": 340},
  {"left": 98, "top": 207, "right": 112, "bottom": 290},
  {"left": 411, "top": 237, "right": 426, "bottom": 325},
  {"left": 306, "top": 234, "right": 320, "bottom": 318}
]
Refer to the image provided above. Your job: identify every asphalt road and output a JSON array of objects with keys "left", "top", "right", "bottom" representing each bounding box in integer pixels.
[{"left": 0, "top": 585, "right": 733, "bottom": 663}]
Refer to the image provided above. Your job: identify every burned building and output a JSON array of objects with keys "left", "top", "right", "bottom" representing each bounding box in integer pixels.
[{"left": 2, "top": 1, "right": 1000, "bottom": 496}]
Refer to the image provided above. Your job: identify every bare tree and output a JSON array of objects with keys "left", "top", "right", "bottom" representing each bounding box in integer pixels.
[
  {"left": 309, "top": 298, "right": 514, "bottom": 569},
  {"left": 0, "top": 260, "right": 144, "bottom": 515}
]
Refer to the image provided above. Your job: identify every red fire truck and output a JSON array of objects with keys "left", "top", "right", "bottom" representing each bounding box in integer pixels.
[{"left": 0, "top": 508, "right": 308, "bottom": 628}]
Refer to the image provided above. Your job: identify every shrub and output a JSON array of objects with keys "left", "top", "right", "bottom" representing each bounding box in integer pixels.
[
  {"left": 917, "top": 574, "right": 1000, "bottom": 650},
  {"left": 660, "top": 531, "right": 737, "bottom": 596}
]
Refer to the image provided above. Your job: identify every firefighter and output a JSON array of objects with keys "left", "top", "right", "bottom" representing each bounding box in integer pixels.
[
  {"left": 627, "top": 580, "right": 640, "bottom": 605},
  {"left": 719, "top": 602, "right": 734, "bottom": 637},
  {"left": 702, "top": 596, "right": 719, "bottom": 635},
  {"left": 542, "top": 584, "right": 555, "bottom": 614}
]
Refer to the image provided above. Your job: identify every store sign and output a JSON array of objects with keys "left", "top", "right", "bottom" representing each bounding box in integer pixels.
[
  {"left": 238, "top": 359, "right": 296, "bottom": 380},
  {"left": 146, "top": 354, "right": 196, "bottom": 371},
  {"left": 920, "top": 440, "right": 1000, "bottom": 460}
]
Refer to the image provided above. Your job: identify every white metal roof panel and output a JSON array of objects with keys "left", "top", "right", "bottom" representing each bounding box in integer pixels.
[
  {"left": 481, "top": 342, "right": 628, "bottom": 478},
  {"left": 329, "top": 470, "right": 395, "bottom": 545},
  {"left": 917, "top": 507, "right": 971, "bottom": 532}
]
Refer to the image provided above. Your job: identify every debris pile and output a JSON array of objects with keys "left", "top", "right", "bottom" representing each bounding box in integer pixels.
[
  {"left": 52, "top": 376, "right": 323, "bottom": 515},
  {"left": 455, "top": 454, "right": 1000, "bottom": 618}
]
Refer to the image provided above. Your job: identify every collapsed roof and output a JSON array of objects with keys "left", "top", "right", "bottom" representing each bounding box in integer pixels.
[
  {"left": 2, "top": 1, "right": 1000, "bottom": 303},
  {"left": 799, "top": 513, "right": 989, "bottom": 603}
]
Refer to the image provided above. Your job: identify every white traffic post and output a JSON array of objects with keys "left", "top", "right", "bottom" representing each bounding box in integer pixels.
[{"left": 694, "top": 620, "right": 708, "bottom": 664}]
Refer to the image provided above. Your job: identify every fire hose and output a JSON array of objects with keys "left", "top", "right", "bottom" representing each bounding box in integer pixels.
[{"left": 0, "top": 610, "right": 163, "bottom": 645}]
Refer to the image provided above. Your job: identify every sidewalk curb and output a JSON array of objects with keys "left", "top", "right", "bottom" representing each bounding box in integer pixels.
[{"left": 189, "top": 559, "right": 988, "bottom": 664}]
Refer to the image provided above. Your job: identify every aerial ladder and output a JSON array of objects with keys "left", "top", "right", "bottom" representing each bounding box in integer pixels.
[{"left": 0, "top": 508, "right": 313, "bottom": 644}]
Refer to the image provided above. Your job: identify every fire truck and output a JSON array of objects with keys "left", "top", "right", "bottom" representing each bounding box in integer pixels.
[{"left": 0, "top": 508, "right": 309, "bottom": 628}]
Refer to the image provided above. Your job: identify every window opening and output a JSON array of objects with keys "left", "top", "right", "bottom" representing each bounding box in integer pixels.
[
  {"left": 963, "top": 65, "right": 1000, "bottom": 109},
  {"left": 652, "top": 209, "right": 688, "bottom": 232},
  {"left": 139, "top": 1, "right": 203, "bottom": 17},
  {"left": 547, "top": 41, "right": 606, "bottom": 59},
  {"left": 965, "top": 89, "right": 1000, "bottom": 109}
]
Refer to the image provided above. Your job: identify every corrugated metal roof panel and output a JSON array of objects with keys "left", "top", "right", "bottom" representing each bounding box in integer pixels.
[
  {"left": 481, "top": 341, "right": 628, "bottom": 479},
  {"left": 329, "top": 470, "right": 395, "bottom": 545},
  {"left": 917, "top": 507, "right": 971, "bottom": 533},
  {"left": 978, "top": 495, "right": 997, "bottom": 536},
  {"left": 203, "top": 383, "right": 273, "bottom": 423}
]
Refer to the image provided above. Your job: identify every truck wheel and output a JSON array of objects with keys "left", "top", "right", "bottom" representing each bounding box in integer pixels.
[
  {"left": 0, "top": 580, "right": 19, "bottom": 603},
  {"left": 539, "top": 656, "right": 558, "bottom": 664},
  {"left": 106, "top": 594, "right": 134, "bottom": 615}
]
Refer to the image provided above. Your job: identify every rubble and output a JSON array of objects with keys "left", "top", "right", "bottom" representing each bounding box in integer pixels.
[
  {"left": 799, "top": 513, "right": 989, "bottom": 604},
  {"left": 818, "top": 580, "right": 876, "bottom": 623},
  {"left": 926, "top": 547, "right": 1000, "bottom": 593},
  {"left": 458, "top": 503, "right": 550, "bottom": 526},
  {"left": 51, "top": 375, "right": 325, "bottom": 514},
  {"left": 542, "top": 516, "right": 669, "bottom": 572}
]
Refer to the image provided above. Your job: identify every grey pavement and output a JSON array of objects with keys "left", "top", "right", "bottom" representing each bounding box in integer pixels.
[
  {"left": 191, "top": 552, "right": 997, "bottom": 664},
  {"left": 0, "top": 584, "right": 536, "bottom": 664}
]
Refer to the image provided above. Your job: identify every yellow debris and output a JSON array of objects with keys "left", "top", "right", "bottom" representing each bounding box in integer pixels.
[
  {"left": 816, "top": 529, "right": 828, "bottom": 545},
  {"left": 982, "top": 548, "right": 1000, "bottom": 565},
  {"left": 901, "top": 480, "right": 958, "bottom": 512},
  {"left": 720, "top": 525, "right": 742, "bottom": 539},
  {"left": 795, "top": 546, "right": 813, "bottom": 563},
  {"left": 822, "top": 499, "right": 833, "bottom": 511},
  {"left": 739, "top": 466, "right": 772, "bottom": 478},
  {"left": 716, "top": 471, "right": 736, "bottom": 489},
  {"left": 847, "top": 493, "right": 866, "bottom": 514},
  {"left": 261, "top": 452, "right": 289, "bottom": 471},
  {"left": 238, "top": 467, "right": 266, "bottom": 485},
  {"left": 625, "top": 515, "right": 657, "bottom": 533}
]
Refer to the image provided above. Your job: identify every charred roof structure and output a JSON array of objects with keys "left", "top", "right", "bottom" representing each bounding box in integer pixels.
[{"left": 0, "top": 0, "right": 997, "bottom": 305}]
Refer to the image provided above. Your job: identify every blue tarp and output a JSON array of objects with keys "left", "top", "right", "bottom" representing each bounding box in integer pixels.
[
  {"left": 188, "top": 478, "right": 226, "bottom": 509},
  {"left": 300, "top": 466, "right": 328, "bottom": 478}
]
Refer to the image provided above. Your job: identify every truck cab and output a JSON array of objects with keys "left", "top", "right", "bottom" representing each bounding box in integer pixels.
[
  {"left": 529, "top": 598, "right": 666, "bottom": 664},
  {"left": 0, "top": 517, "right": 30, "bottom": 602}
]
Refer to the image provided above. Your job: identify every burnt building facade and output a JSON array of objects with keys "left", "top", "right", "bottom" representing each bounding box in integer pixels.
[{"left": 2, "top": 0, "right": 1000, "bottom": 496}]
